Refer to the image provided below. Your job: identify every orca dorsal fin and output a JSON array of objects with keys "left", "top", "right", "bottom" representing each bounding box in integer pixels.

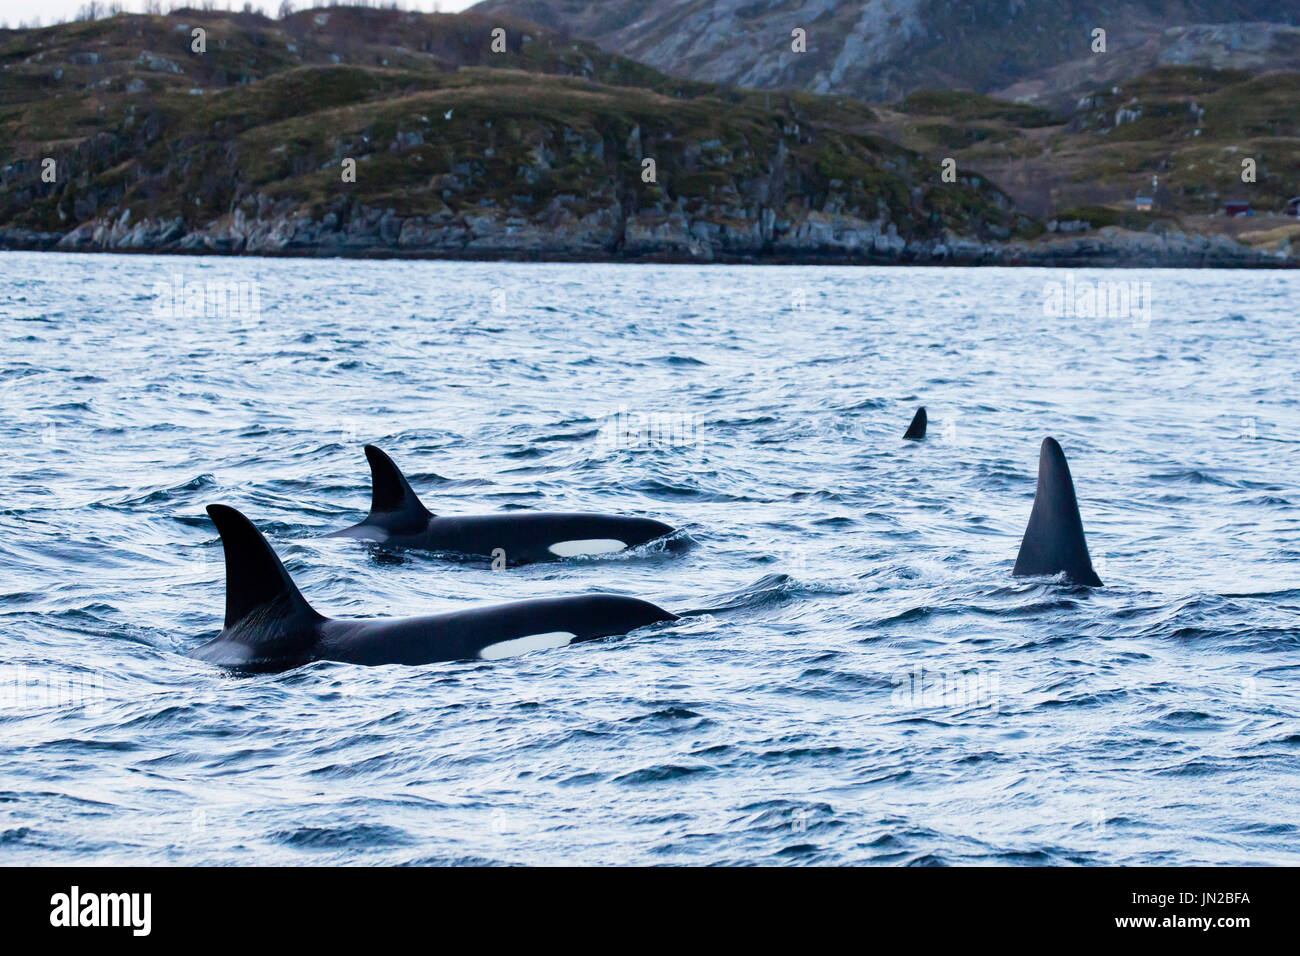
[
  {"left": 1013, "top": 437, "right": 1102, "bottom": 587},
  {"left": 206, "top": 505, "right": 323, "bottom": 629},
  {"left": 904, "top": 406, "right": 927, "bottom": 440},
  {"left": 364, "top": 444, "right": 433, "bottom": 530}
]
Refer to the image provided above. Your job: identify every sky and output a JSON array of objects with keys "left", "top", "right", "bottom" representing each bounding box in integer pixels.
[{"left": 0, "top": 0, "right": 479, "bottom": 29}]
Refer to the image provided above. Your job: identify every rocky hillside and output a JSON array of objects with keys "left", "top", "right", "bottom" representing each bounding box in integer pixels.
[
  {"left": 863, "top": 67, "right": 1300, "bottom": 259},
  {"left": 880, "top": 67, "right": 1300, "bottom": 212},
  {"left": 472, "top": 0, "right": 1300, "bottom": 107},
  {"left": 0, "top": 8, "right": 1034, "bottom": 262},
  {"left": 0, "top": 9, "right": 1292, "bottom": 266}
]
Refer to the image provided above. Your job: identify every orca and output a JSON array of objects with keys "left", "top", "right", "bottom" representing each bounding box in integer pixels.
[
  {"left": 1012, "top": 437, "right": 1103, "bottom": 587},
  {"left": 190, "top": 505, "right": 678, "bottom": 672},
  {"left": 903, "top": 406, "right": 927, "bottom": 440},
  {"left": 326, "top": 445, "right": 675, "bottom": 565}
]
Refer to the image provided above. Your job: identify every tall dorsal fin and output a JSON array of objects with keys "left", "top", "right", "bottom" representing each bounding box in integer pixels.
[
  {"left": 206, "top": 504, "right": 322, "bottom": 628},
  {"left": 1013, "top": 437, "right": 1102, "bottom": 587},
  {"left": 364, "top": 444, "right": 433, "bottom": 529},
  {"left": 903, "top": 406, "right": 927, "bottom": 440}
]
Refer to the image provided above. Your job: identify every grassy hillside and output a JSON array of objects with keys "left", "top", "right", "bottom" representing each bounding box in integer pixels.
[
  {"left": 2, "top": 10, "right": 1291, "bottom": 264},
  {"left": 0, "top": 8, "right": 1023, "bottom": 256},
  {"left": 873, "top": 66, "right": 1300, "bottom": 226}
]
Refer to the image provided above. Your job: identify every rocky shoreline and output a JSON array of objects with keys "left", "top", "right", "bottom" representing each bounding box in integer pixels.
[
  {"left": 5, "top": 12, "right": 1298, "bottom": 273},
  {"left": 1, "top": 205, "right": 1291, "bottom": 268}
]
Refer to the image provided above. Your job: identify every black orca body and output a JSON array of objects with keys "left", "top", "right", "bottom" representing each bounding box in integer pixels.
[
  {"left": 327, "top": 445, "right": 675, "bottom": 565},
  {"left": 903, "top": 406, "right": 927, "bottom": 440},
  {"left": 1013, "top": 437, "right": 1102, "bottom": 587},
  {"left": 191, "top": 505, "right": 678, "bottom": 672}
]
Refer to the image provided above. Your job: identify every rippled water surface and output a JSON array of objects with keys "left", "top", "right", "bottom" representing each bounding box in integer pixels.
[{"left": 1, "top": 252, "right": 1298, "bottom": 865}]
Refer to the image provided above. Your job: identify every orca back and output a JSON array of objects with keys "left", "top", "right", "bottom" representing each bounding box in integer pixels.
[
  {"left": 903, "top": 406, "right": 927, "bottom": 440},
  {"left": 329, "top": 445, "right": 675, "bottom": 562},
  {"left": 191, "top": 505, "right": 325, "bottom": 670},
  {"left": 360, "top": 444, "right": 433, "bottom": 533},
  {"left": 317, "top": 593, "right": 678, "bottom": 666},
  {"left": 1013, "top": 437, "right": 1102, "bottom": 587}
]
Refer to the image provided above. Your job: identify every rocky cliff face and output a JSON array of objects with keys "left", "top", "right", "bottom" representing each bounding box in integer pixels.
[
  {"left": 0, "top": 10, "right": 1036, "bottom": 265},
  {"left": 472, "top": 0, "right": 1300, "bottom": 106},
  {"left": 5, "top": 201, "right": 1287, "bottom": 268},
  {"left": 0, "top": 10, "right": 1292, "bottom": 267}
]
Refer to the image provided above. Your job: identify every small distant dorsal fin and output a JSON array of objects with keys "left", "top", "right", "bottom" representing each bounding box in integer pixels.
[
  {"left": 904, "top": 406, "right": 927, "bottom": 440},
  {"left": 364, "top": 444, "right": 433, "bottom": 530},
  {"left": 1012, "top": 437, "right": 1102, "bottom": 587},
  {"left": 206, "top": 504, "right": 322, "bottom": 628}
]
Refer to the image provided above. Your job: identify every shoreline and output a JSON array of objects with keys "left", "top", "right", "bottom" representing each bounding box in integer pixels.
[{"left": 2, "top": 220, "right": 1293, "bottom": 270}]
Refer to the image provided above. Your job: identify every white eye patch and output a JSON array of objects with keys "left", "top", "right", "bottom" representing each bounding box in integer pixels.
[
  {"left": 478, "top": 632, "right": 577, "bottom": 661},
  {"left": 546, "top": 539, "right": 627, "bottom": 557}
]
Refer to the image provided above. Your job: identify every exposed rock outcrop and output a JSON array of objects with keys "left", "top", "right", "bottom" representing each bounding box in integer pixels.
[{"left": 4, "top": 205, "right": 1287, "bottom": 267}]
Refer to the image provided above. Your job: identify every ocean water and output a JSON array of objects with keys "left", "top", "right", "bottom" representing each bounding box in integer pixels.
[{"left": 1, "top": 251, "right": 1297, "bottom": 865}]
